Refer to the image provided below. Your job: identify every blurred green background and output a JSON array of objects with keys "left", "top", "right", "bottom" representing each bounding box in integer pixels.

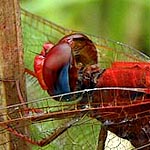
[{"left": 20, "top": 0, "right": 150, "bottom": 56}]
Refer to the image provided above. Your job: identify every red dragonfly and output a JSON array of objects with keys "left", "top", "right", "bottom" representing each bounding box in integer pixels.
[{"left": 0, "top": 8, "right": 150, "bottom": 150}]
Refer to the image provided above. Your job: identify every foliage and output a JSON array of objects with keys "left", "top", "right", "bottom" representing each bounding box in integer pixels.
[{"left": 21, "top": 0, "right": 150, "bottom": 56}]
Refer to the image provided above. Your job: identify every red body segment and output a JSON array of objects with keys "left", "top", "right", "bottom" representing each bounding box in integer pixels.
[
  {"left": 97, "top": 62, "right": 150, "bottom": 88},
  {"left": 112, "top": 61, "right": 150, "bottom": 69}
]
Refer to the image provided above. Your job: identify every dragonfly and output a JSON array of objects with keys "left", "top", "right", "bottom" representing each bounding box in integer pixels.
[{"left": 0, "top": 8, "right": 150, "bottom": 150}]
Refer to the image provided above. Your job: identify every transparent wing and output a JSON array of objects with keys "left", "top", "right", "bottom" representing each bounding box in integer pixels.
[{"left": 0, "top": 88, "right": 149, "bottom": 149}]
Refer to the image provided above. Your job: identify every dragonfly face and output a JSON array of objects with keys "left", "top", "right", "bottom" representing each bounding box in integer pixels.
[{"left": 33, "top": 33, "right": 98, "bottom": 96}]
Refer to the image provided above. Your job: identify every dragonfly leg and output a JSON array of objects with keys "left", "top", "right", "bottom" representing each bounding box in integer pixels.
[
  {"left": 15, "top": 80, "right": 27, "bottom": 104},
  {"left": 15, "top": 80, "right": 44, "bottom": 115},
  {"left": 25, "top": 68, "right": 36, "bottom": 78},
  {"left": 37, "top": 118, "right": 80, "bottom": 147},
  {"left": 1, "top": 117, "right": 80, "bottom": 147},
  {"left": 96, "top": 125, "right": 107, "bottom": 150},
  {"left": 0, "top": 78, "right": 43, "bottom": 115}
]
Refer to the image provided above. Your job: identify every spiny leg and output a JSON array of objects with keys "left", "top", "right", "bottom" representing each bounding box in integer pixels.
[
  {"left": 0, "top": 78, "right": 43, "bottom": 115},
  {"left": 1, "top": 117, "right": 80, "bottom": 147},
  {"left": 97, "top": 125, "right": 107, "bottom": 150},
  {"left": 24, "top": 68, "right": 37, "bottom": 78}
]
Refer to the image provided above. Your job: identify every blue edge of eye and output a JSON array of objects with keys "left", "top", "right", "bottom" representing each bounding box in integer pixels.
[{"left": 55, "top": 63, "right": 70, "bottom": 95}]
